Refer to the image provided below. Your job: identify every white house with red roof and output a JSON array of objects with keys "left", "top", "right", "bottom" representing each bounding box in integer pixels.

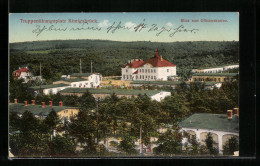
[
  {"left": 13, "top": 67, "right": 32, "bottom": 82},
  {"left": 121, "top": 49, "right": 177, "bottom": 81}
]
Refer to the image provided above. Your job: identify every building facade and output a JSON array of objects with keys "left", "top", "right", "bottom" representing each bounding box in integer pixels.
[
  {"left": 13, "top": 67, "right": 32, "bottom": 83},
  {"left": 192, "top": 64, "right": 239, "bottom": 74},
  {"left": 191, "top": 73, "right": 238, "bottom": 82},
  {"left": 179, "top": 113, "right": 239, "bottom": 154},
  {"left": 121, "top": 49, "right": 177, "bottom": 81}
]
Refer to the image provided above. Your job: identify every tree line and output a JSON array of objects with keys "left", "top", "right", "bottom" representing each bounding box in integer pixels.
[
  {"left": 9, "top": 80, "right": 239, "bottom": 156},
  {"left": 10, "top": 40, "right": 239, "bottom": 82}
]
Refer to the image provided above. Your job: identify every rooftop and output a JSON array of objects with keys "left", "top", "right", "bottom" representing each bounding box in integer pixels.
[
  {"left": 29, "top": 84, "right": 69, "bottom": 90},
  {"left": 178, "top": 113, "right": 239, "bottom": 132},
  {"left": 60, "top": 88, "right": 169, "bottom": 96},
  {"left": 15, "top": 67, "right": 30, "bottom": 73},
  {"left": 70, "top": 73, "right": 93, "bottom": 77},
  {"left": 195, "top": 64, "right": 239, "bottom": 70},
  {"left": 122, "top": 49, "right": 175, "bottom": 68},
  {"left": 130, "top": 81, "right": 220, "bottom": 86},
  {"left": 9, "top": 103, "right": 77, "bottom": 116},
  {"left": 192, "top": 73, "right": 238, "bottom": 77},
  {"left": 54, "top": 78, "right": 88, "bottom": 83},
  {"left": 130, "top": 81, "right": 182, "bottom": 85}
]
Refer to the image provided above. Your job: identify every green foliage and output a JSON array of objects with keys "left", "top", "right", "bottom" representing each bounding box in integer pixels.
[
  {"left": 9, "top": 111, "right": 51, "bottom": 156},
  {"left": 118, "top": 134, "right": 137, "bottom": 154},
  {"left": 223, "top": 136, "right": 239, "bottom": 155},
  {"left": 9, "top": 76, "right": 34, "bottom": 102},
  {"left": 10, "top": 40, "right": 239, "bottom": 82},
  {"left": 43, "top": 109, "right": 59, "bottom": 133},
  {"left": 189, "top": 135, "right": 200, "bottom": 155},
  {"left": 49, "top": 135, "right": 77, "bottom": 156},
  {"left": 109, "top": 140, "right": 119, "bottom": 148},
  {"left": 153, "top": 129, "right": 182, "bottom": 155},
  {"left": 79, "top": 90, "right": 96, "bottom": 111},
  {"left": 204, "top": 132, "right": 219, "bottom": 155},
  {"left": 161, "top": 94, "right": 190, "bottom": 124}
]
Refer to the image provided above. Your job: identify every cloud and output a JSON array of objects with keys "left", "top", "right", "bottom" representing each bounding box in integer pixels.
[
  {"left": 98, "top": 20, "right": 111, "bottom": 27},
  {"left": 124, "top": 21, "right": 137, "bottom": 31},
  {"left": 166, "top": 22, "right": 173, "bottom": 27}
]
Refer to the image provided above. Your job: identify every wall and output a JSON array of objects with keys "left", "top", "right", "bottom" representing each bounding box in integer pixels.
[
  {"left": 150, "top": 91, "right": 171, "bottom": 102},
  {"left": 191, "top": 76, "right": 235, "bottom": 82},
  {"left": 71, "top": 80, "right": 91, "bottom": 88},
  {"left": 180, "top": 127, "right": 239, "bottom": 154},
  {"left": 121, "top": 66, "right": 135, "bottom": 80},
  {"left": 43, "top": 86, "right": 70, "bottom": 95},
  {"left": 157, "top": 66, "right": 176, "bottom": 81},
  {"left": 57, "top": 108, "right": 79, "bottom": 120}
]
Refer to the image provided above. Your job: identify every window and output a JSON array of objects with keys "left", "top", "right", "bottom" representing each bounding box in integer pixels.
[
  {"left": 154, "top": 76, "right": 156, "bottom": 80},
  {"left": 151, "top": 76, "right": 153, "bottom": 79},
  {"left": 123, "top": 75, "right": 125, "bottom": 79},
  {"left": 73, "top": 84, "right": 76, "bottom": 87},
  {"left": 148, "top": 69, "right": 150, "bottom": 73},
  {"left": 142, "top": 69, "right": 144, "bottom": 72},
  {"left": 167, "top": 69, "right": 169, "bottom": 72},
  {"left": 126, "top": 69, "right": 128, "bottom": 72},
  {"left": 127, "top": 75, "right": 128, "bottom": 79},
  {"left": 151, "top": 69, "right": 153, "bottom": 73},
  {"left": 139, "top": 69, "right": 141, "bottom": 72},
  {"left": 142, "top": 75, "right": 144, "bottom": 79},
  {"left": 154, "top": 69, "right": 156, "bottom": 73},
  {"left": 79, "top": 83, "right": 82, "bottom": 86},
  {"left": 145, "top": 69, "right": 147, "bottom": 73}
]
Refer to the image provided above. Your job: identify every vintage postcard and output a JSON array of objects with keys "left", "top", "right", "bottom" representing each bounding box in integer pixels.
[{"left": 9, "top": 12, "right": 239, "bottom": 158}]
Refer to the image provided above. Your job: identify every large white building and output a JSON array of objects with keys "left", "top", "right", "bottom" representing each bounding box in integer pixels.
[{"left": 121, "top": 49, "right": 177, "bottom": 81}]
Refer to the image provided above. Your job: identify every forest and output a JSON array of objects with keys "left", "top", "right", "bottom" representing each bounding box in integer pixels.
[
  {"left": 9, "top": 40, "right": 239, "bottom": 157},
  {"left": 9, "top": 81, "right": 239, "bottom": 157},
  {"left": 10, "top": 40, "right": 239, "bottom": 82}
]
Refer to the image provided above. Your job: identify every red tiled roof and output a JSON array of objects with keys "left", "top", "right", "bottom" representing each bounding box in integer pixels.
[
  {"left": 122, "top": 59, "right": 146, "bottom": 68},
  {"left": 133, "top": 70, "right": 138, "bottom": 74},
  {"left": 13, "top": 67, "right": 30, "bottom": 78},
  {"left": 16, "top": 67, "right": 30, "bottom": 73},
  {"left": 122, "top": 49, "right": 175, "bottom": 68}
]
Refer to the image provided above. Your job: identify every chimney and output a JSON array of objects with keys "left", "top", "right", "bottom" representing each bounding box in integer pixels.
[
  {"left": 42, "top": 102, "right": 46, "bottom": 108},
  {"left": 49, "top": 101, "right": 53, "bottom": 106},
  {"left": 227, "top": 110, "right": 233, "bottom": 119},
  {"left": 155, "top": 49, "right": 159, "bottom": 56},
  {"left": 146, "top": 86, "right": 148, "bottom": 90},
  {"left": 155, "top": 86, "right": 158, "bottom": 90},
  {"left": 141, "top": 86, "right": 144, "bottom": 90},
  {"left": 59, "top": 101, "right": 63, "bottom": 107},
  {"left": 31, "top": 100, "right": 35, "bottom": 105},
  {"left": 233, "top": 108, "right": 239, "bottom": 116},
  {"left": 24, "top": 101, "right": 28, "bottom": 106},
  {"left": 14, "top": 99, "right": 17, "bottom": 104}
]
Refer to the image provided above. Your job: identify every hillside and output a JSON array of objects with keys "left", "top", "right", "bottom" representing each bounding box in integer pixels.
[{"left": 9, "top": 40, "right": 239, "bottom": 81}]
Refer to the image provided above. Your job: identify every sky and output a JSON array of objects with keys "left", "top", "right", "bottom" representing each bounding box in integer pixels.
[{"left": 9, "top": 12, "right": 239, "bottom": 43}]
